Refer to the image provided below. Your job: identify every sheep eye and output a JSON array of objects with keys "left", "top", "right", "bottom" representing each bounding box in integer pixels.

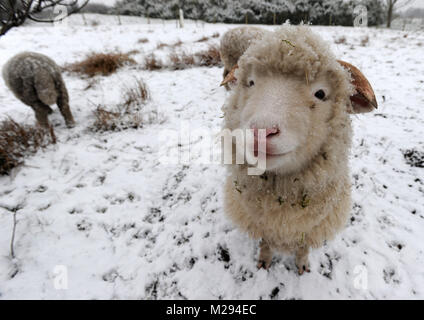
[
  {"left": 248, "top": 80, "right": 255, "bottom": 87},
  {"left": 314, "top": 90, "right": 326, "bottom": 100}
]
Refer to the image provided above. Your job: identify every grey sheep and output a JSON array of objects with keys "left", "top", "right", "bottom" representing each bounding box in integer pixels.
[{"left": 2, "top": 52, "right": 75, "bottom": 129}]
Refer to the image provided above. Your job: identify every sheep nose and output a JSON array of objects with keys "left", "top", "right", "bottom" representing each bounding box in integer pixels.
[
  {"left": 252, "top": 127, "right": 280, "bottom": 140},
  {"left": 251, "top": 126, "right": 280, "bottom": 154}
]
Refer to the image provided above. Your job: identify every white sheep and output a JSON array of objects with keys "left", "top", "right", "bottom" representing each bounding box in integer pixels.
[
  {"left": 2, "top": 52, "right": 75, "bottom": 129},
  {"left": 221, "top": 26, "right": 377, "bottom": 275}
]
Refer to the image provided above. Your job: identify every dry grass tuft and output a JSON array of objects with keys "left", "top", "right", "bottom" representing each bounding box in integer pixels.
[
  {"left": 156, "top": 42, "right": 169, "bottom": 49},
  {"left": 195, "top": 45, "right": 222, "bottom": 67},
  {"left": 138, "top": 38, "right": 149, "bottom": 44},
  {"left": 0, "top": 118, "right": 51, "bottom": 175},
  {"left": 196, "top": 36, "right": 210, "bottom": 42},
  {"left": 156, "top": 39, "right": 183, "bottom": 49},
  {"left": 92, "top": 104, "right": 144, "bottom": 132},
  {"left": 140, "top": 45, "right": 222, "bottom": 72},
  {"left": 65, "top": 52, "right": 136, "bottom": 77},
  {"left": 172, "top": 39, "right": 184, "bottom": 48},
  {"left": 92, "top": 78, "right": 151, "bottom": 132},
  {"left": 212, "top": 32, "right": 220, "bottom": 38},
  {"left": 145, "top": 45, "right": 222, "bottom": 71},
  {"left": 127, "top": 49, "right": 140, "bottom": 56},
  {"left": 335, "top": 36, "right": 347, "bottom": 44},
  {"left": 360, "top": 35, "right": 370, "bottom": 47},
  {"left": 92, "top": 107, "right": 122, "bottom": 132},
  {"left": 169, "top": 51, "right": 196, "bottom": 70},
  {"left": 122, "top": 78, "right": 150, "bottom": 108},
  {"left": 144, "top": 54, "right": 164, "bottom": 70}
]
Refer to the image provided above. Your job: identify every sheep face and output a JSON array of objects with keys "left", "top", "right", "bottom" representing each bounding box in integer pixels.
[
  {"left": 234, "top": 67, "right": 337, "bottom": 173},
  {"left": 222, "top": 26, "right": 377, "bottom": 175}
]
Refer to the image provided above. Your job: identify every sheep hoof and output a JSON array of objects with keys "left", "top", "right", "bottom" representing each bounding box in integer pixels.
[
  {"left": 295, "top": 246, "right": 310, "bottom": 275},
  {"left": 257, "top": 259, "right": 272, "bottom": 270},
  {"left": 297, "top": 264, "right": 311, "bottom": 276},
  {"left": 257, "top": 240, "right": 273, "bottom": 270},
  {"left": 65, "top": 118, "right": 76, "bottom": 128}
]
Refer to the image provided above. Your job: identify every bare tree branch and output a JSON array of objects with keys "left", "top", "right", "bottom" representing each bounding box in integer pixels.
[
  {"left": 28, "top": 0, "right": 89, "bottom": 23},
  {"left": 0, "top": 203, "right": 24, "bottom": 259},
  {"left": 10, "top": 208, "right": 18, "bottom": 259},
  {"left": 0, "top": 0, "right": 90, "bottom": 37},
  {"left": 386, "top": 0, "right": 413, "bottom": 28}
]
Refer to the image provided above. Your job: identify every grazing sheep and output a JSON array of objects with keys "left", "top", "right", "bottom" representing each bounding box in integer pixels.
[
  {"left": 221, "top": 26, "right": 377, "bottom": 275},
  {"left": 220, "top": 26, "right": 270, "bottom": 89},
  {"left": 2, "top": 52, "right": 75, "bottom": 129}
]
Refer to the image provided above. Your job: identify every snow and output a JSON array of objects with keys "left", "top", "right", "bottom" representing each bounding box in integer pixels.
[{"left": 0, "top": 15, "right": 423, "bottom": 300}]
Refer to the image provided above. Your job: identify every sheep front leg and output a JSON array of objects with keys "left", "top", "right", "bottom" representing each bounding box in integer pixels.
[
  {"left": 57, "top": 82, "right": 75, "bottom": 128},
  {"left": 295, "top": 246, "right": 311, "bottom": 275},
  {"left": 257, "top": 239, "right": 273, "bottom": 270}
]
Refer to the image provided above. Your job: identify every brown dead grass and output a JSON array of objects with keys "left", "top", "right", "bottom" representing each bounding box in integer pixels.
[
  {"left": 172, "top": 39, "right": 184, "bottom": 47},
  {"left": 156, "top": 42, "right": 169, "bottom": 49},
  {"left": 156, "top": 39, "right": 183, "bottom": 49},
  {"left": 335, "top": 36, "right": 347, "bottom": 44},
  {"left": 145, "top": 45, "right": 222, "bottom": 71},
  {"left": 92, "top": 78, "right": 150, "bottom": 132},
  {"left": 66, "top": 52, "right": 136, "bottom": 77},
  {"left": 169, "top": 51, "right": 196, "bottom": 70},
  {"left": 360, "top": 35, "right": 370, "bottom": 47},
  {"left": 144, "top": 54, "right": 164, "bottom": 70},
  {"left": 92, "top": 107, "right": 122, "bottom": 132},
  {"left": 92, "top": 105, "right": 144, "bottom": 132},
  {"left": 195, "top": 45, "right": 222, "bottom": 67},
  {"left": 122, "top": 78, "right": 150, "bottom": 109},
  {"left": 0, "top": 118, "right": 50, "bottom": 175},
  {"left": 138, "top": 38, "right": 149, "bottom": 44},
  {"left": 196, "top": 36, "right": 210, "bottom": 42}
]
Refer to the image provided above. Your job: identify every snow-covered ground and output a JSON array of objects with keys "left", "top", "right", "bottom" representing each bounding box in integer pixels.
[{"left": 0, "top": 14, "right": 423, "bottom": 300}]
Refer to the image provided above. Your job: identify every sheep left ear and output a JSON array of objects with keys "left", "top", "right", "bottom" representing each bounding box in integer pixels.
[
  {"left": 337, "top": 60, "right": 378, "bottom": 114},
  {"left": 221, "top": 64, "right": 238, "bottom": 87}
]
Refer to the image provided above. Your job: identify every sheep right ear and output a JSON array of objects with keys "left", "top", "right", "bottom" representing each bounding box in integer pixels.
[
  {"left": 337, "top": 60, "right": 378, "bottom": 114},
  {"left": 221, "top": 64, "right": 238, "bottom": 87}
]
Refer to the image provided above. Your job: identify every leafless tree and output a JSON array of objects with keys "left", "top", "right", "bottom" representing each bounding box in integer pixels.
[
  {"left": 386, "top": 0, "right": 413, "bottom": 28},
  {"left": 0, "top": 0, "right": 90, "bottom": 37}
]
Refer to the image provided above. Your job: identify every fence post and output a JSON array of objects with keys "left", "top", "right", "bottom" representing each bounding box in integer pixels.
[
  {"left": 179, "top": 9, "right": 184, "bottom": 28},
  {"left": 82, "top": 13, "right": 87, "bottom": 26}
]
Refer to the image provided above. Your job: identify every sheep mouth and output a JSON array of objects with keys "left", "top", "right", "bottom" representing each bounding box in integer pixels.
[{"left": 254, "top": 150, "right": 291, "bottom": 158}]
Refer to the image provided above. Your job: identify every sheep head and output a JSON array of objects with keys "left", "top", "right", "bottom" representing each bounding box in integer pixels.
[{"left": 222, "top": 26, "right": 378, "bottom": 174}]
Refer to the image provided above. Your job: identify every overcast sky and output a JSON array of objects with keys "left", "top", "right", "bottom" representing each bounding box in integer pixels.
[{"left": 403, "top": 0, "right": 424, "bottom": 9}]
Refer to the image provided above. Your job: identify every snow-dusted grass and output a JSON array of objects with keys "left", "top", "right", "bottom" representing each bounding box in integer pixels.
[{"left": 0, "top": 15, "right": 423, "bottom": 299}]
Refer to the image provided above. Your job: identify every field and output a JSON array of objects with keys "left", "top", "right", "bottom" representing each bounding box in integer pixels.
[{"left": 0, "top": 14, "right": 423, "bottom": 299}]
